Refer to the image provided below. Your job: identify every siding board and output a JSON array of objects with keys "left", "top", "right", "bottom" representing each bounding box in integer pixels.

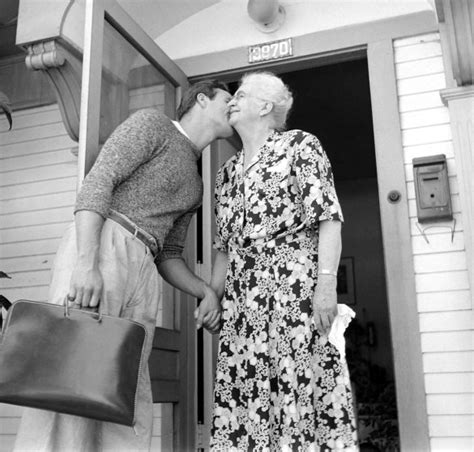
[
  {"left": 403, "top": 141, "right": 454, "bottom": 162},
  {"left": 0, "top": 223, "right": 69, "bottom": 244},
  {"left": 411, "top": 231, "right": 464, "bottom": 255},
  {"left": 419, "top": 311, "right": 473, "bottom": 332},
  {"left": 421, "top": 331, "right": 474, "bottom": 352},
  {"left": 0, "top": 191, "right": 76, "bottom": 214},
  {"left": 0, "top": 135, "right": 76, "bottom": 159},
  {"left": 415, "top": 271, "right": 470, "bottom": 293},
  {"left": 396, "top": 56, "right": 445, "bottom": 79},
  {"left": 393, "top": 33, "right": 440, "bottom": 47},
  {"left": 2, "top": 149, "right": 77, "bottom": 172},
  {"left": 397, "top": 73, "right": 446, "bottom": 96},
  {"left": 0, "top": 238, "right": 62, "bottom": 259},
  {"left": 428, "top": 415, "right": 474, "bottom": 437},
  {"left": 400, "top": 107, "right": 450, "bottom": 129},
  {"left": 0, "top": 164, "right": 77, "bottom": 187},
  {"left": 401, "top": 123, "right": 452, "bottom": 146},
  {"left": 0, "top": 254, "right": 57, "bottom": 273},
  {"left": 394, "top": 41, "right": 442, "bottom": 63},
  {"left": 423, "top": 352, "right": 474, "bottom": 373},
  {"left": 417, "top": 290, "right": 472, "bottom": 312},
  {"left": 1, "top": 207, "right": 74, "bottom": 230},
  {"left": 431, "top": 437, "right": 474, "bottom": 451},
  {"left": 0, "top": 123, "right": 70, "bottom": 146},
  {"left": 398, "top": 90, "right": 445, "bottom": 112},
  {"left": 0, "top": 178, "right": 76, "bottom": 201},
  {"left": 413, "top": 251, "right": 468, "bottom": 273},
  {"left": 425, "top": 373, "right": 474, "bottom": 394}
]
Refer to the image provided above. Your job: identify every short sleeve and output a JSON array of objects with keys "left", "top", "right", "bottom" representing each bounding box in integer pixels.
[
  {"left": 294, "top": 133, "right": 343, "bottom": 225},
  {"left": 154, "top": 211, "right": 194, "bottom": 265}
]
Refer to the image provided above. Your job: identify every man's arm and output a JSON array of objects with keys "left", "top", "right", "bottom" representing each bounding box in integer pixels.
[
  {"left": 157, "top": 258, "right": 220, "bottom": 332},
  {"left": 68, "top": 210, "right": 105, "bottom": 308},
  {"left": 312, "top": 220, "right": 342, "bottom": 335}
]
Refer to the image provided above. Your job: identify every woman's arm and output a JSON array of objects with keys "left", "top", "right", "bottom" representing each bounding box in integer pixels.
[
  {"left": 312, "top": 220, "right": 342, "bottom": 335},
  {"left": 210, "top": 250, "right": 229, "bottom": 301}
]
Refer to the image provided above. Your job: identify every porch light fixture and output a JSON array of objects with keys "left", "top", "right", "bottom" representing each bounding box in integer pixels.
[{"left": 247, "top": 0, "right": 286, "bottom": 33}]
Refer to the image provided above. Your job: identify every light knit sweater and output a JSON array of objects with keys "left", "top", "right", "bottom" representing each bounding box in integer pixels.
[{"left": 75, "top": 108, "right": 202, "bottom": 262}]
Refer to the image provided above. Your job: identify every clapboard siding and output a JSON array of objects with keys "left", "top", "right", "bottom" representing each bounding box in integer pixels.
[
  {"left": 419, "top": 311, "right": 473, "bottom": 332},
  {"left": 417, "top": 290, "right": 472, "bottom": 312},
  {"left": 425, "top": 373, "right": 474, "bottom": 394},
  {"left": 423, "top": 351, "right": 473, "bottom": 373},
  {"left": 431, "top": 437, "right": 474, "bottom": 452},
  {"left": 421, "top": 331, "right": 473, "bottom": 352},
  {"left": 394, "top": 33, "right": 474, "bottom": 445},
  {"left": 0, "top": 104, "right": 77, "bottom": 451},
  {"left": 427, "top": 394, "right": 474, "bottom": 415},
  {"left": 413, "top": 251, "right": 468, "bottom": 273}
]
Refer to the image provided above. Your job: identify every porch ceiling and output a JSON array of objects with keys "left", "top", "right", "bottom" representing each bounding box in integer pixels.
[
  {"left": 118, "top": 0, "right": 222, "bottom": 40},
  {"left": 0, "top": 0, "right": 222, "bottom": 58}
]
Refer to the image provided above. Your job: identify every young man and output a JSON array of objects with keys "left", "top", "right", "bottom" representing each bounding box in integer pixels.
[{"left": 14, "top": 80, "right": 233, "bottom": 452}]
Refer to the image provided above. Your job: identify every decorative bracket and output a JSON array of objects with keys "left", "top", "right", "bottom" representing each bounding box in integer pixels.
[{"left": 25, "top": 40, "right": 82, "bottom": 142}]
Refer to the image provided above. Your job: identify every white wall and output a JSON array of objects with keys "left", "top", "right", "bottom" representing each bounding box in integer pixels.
[{"left": 394, "top": 32, "right": 473, "bottom": 451}]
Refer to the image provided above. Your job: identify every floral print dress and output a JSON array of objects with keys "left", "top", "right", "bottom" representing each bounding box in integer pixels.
[{"left": 210, "top": 130, "right": 358, "bottom": 452}]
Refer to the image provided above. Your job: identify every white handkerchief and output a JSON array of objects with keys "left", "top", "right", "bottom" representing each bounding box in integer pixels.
[{"left": 328, "top": 304, "right": 356, "bottom": 359}]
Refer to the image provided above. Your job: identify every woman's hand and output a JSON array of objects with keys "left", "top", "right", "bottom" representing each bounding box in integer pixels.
[
  {"left": 194, "top": 284, "right": 221, "bottom": 334},
  {"left": 312, "top": 274, "right": 338, "bottom": 335}
]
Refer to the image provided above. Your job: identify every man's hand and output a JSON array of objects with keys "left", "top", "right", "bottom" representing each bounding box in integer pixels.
[
  {"left": 312, "top": 274, "right": 338, "bottom": 335},
  {"left": 194, "top": 285, "right": 221, "bottom": 334},
  {"left": 68, "top": 259, "right": 103, "bottom": 308}
]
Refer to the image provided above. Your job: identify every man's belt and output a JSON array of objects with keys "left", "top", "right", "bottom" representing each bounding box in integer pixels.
[{"left": 108, "top": 211, "right": 158, "bottom": 257}]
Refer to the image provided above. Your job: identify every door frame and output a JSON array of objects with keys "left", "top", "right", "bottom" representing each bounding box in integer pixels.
[{"left": 186, "top": 10, "right": 437, "bottom": 451}]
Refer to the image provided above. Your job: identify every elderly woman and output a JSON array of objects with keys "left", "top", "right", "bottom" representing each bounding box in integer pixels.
[{"left": 209, "top": 71, "right": 357, "bottom": 451}]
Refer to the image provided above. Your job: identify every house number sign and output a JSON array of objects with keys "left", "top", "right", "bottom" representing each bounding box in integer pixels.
[{"left": 248, "top": 38, "right": 293, "bottom": 64}]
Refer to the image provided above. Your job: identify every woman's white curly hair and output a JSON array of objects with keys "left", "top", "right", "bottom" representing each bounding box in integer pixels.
[{"left": 241, "top": 71, "right": 293, "bottom": 131}]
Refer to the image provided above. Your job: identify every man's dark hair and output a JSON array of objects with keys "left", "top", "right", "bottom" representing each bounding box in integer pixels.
[{"left": 176, "top": 79, "right": 229, "bottom": 120}]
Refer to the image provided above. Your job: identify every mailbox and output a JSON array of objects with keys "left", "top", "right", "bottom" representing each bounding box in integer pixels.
[{"left": 412, "top": 154, "right": 452, "bottom": 223}]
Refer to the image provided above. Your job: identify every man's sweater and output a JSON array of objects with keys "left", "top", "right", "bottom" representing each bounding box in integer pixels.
[{"left": 75, "top": 109, "right": 203, "bottom": 261}]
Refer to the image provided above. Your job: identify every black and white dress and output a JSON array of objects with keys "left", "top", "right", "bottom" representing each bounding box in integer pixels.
[{"left": 210, "top": 130, "right": 358, "bottom": 451}]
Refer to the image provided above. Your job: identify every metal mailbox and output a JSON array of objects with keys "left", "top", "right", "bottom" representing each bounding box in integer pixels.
[{"left": 412, "top": 154, "right": 452, "bottom": 223}]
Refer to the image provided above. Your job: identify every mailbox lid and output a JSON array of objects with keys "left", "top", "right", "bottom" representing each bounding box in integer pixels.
[{"left": 412, "top": 154, "right": 447, "bottom": 167}]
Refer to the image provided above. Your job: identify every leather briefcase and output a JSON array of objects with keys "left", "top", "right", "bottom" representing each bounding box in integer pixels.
[{"left": 0, "top": 299, "right": 147, "bottom": 426}]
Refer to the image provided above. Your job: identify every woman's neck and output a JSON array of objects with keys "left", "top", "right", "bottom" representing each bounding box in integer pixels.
[{"left": 237, "top": 124, "right": 273, "bottom": 163}]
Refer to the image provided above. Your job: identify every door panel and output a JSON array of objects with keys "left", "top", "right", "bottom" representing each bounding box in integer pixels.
[{"left": 77, "top": 2, "right": 194, "bottom": 450}]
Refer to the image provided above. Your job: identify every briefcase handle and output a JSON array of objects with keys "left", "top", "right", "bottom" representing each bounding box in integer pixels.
[{"left": 64, "top": 297, "right": 103, "bottom": 323}]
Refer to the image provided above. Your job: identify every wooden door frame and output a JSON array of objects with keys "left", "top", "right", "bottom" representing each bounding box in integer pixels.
[{"left": 184, "top": 10, "right": 437, "bottom": 451}]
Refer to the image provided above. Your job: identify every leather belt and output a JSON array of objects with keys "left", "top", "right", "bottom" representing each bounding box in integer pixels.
[{"left": 108, "top": 211, "right": 158, "bottom": 257}]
